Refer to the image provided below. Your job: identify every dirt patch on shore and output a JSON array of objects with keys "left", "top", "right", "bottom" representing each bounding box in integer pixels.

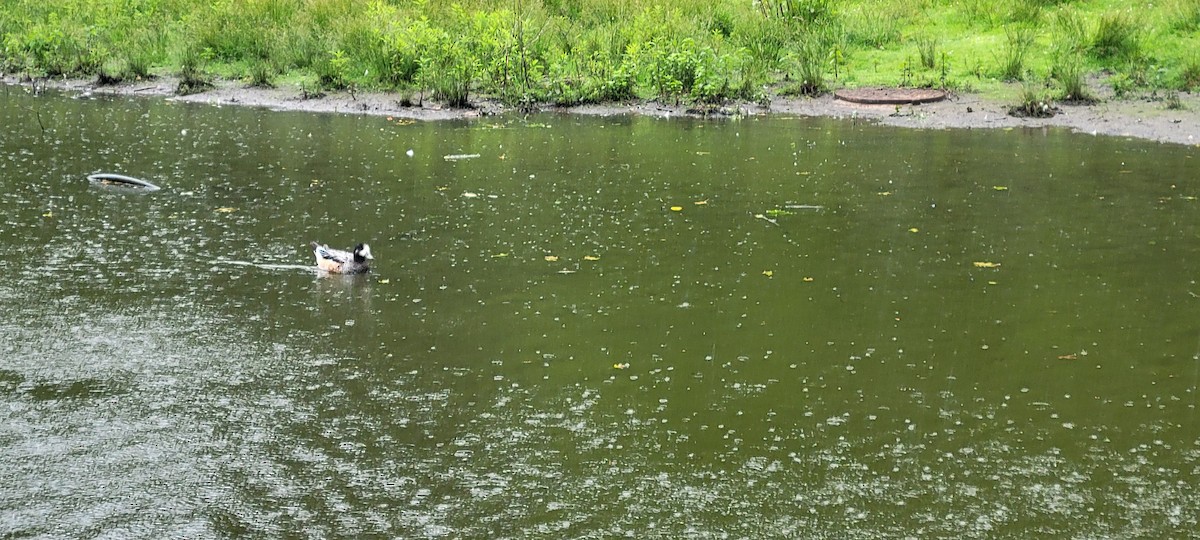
[{"left": 8, "top": 75, "right": 1198, "bottom": 146}]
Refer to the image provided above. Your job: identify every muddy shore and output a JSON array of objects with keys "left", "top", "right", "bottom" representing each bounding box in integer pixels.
[{"left": 8, "top": 75, "right": 1198, "bottom": 146}]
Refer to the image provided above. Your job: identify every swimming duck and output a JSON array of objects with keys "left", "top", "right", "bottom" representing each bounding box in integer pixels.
[{"left": 310, "top": 241, "right": 373, "bottom": 274}]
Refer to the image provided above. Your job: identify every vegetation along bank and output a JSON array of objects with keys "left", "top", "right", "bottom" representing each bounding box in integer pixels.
[{"left": 2, "top": 0, "right": 1198, "bottom": 113}]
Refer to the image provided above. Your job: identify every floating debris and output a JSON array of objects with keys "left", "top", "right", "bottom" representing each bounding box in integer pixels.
[
  {"left": 444, "top": 153, "right": 481, "bottom": 161},
  {"left": 87, "top": 173, "right": 161, "bottom": 191},
  {"left": 753, "top": 213, "right": 779, "bottom": 226}
]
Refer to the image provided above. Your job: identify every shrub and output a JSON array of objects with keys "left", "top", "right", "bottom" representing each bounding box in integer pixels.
[{"left": 314, "top": 48, "right": 352, "bottom": 89}]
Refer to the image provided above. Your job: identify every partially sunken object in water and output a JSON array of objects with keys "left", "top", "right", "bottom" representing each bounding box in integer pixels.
[{"left": 87, "top": 173, "right": 161, "bottom": 191}]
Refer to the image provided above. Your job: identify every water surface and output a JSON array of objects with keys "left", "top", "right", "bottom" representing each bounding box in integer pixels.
[{"left": 2, "top": 87, "right": 1199, "bottom": 538}]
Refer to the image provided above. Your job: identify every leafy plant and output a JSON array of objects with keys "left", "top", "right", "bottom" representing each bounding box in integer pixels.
[{"left": 315, "top": 49, "right": 352, "bottom": 90}]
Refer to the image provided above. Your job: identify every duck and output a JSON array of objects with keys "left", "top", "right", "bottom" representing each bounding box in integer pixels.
[{"left": 310, "top": 241, "right": 373, "bottom": 274}]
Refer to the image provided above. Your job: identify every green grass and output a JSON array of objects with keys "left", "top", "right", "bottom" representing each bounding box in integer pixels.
[{"left": 1, "top": 0, "right": 1197, "bottom": 107}]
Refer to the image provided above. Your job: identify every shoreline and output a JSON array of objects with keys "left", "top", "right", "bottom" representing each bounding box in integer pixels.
[{"left": 8, "top": 75, "right": 1199, "bottom": 146}]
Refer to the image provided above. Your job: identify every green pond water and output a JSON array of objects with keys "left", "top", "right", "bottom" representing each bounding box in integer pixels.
[{"left": 1, "top": 87, "right": 1199, "bottom": 538}]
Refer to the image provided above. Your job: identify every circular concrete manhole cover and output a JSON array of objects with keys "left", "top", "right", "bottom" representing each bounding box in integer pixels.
[{"left": 834, "top": 88, "right": 948, "bottom": 105}]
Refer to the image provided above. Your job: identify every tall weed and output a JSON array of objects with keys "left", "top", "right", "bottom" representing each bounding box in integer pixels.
[
  {"left": 757, "top": 0, "right": 835, "bottom": 25},
  {"left": 842, "top": 4, "right": 901, "bottom": 47},
  {"left": 419, "top": 32, "right": 479, "bottom": 107},
  {"left": 1051, "top": 7, "right": 1088, "bottom": 56},
  {"left": 1091, "top": 11, "right": 1140, "bottom": 61},
  {"left": 917, "top": 37, "right": 938, "bottom": 70},
  {"left": 1009, "top": 82, "right": 1055, "bottom": 117},
  {"left": 998, "top": 26, "right": 1036, "bottom": 81},
  {"left": 1178, "top": 56, "right": 1200, "bottom": 90},
  {"left": 175, "top": 43, "right": 213, "bottom": 94},
  {"left": 1163, "top": 0, "right": 1200, "bottom": 32},
  {"left": 1052, "top": 52, "right": 1093, "bottom": 102},
  {"left": 784, "top": 33, "right": 828, "bottom": 95}
]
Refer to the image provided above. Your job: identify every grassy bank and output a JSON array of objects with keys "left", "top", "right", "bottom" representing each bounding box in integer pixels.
[{"left": 2, "top": 0, "right": 1198, "bottom": 107}]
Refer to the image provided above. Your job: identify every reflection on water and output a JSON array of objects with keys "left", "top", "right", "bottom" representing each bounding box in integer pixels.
[{"left": 1, "top": 87, "right": 1198, "bottom": 538}]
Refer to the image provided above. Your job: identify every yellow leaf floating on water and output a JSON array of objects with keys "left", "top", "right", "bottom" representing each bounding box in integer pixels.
[
  {"left": 973, "top": 261, "right": 1001, "bottom": 268},
  {"left": 583, "top": 255, "right": 601, "bottom": 261},
  {"left": 215, "top": 207, "right": 237, "bottom": 213},
  {"left": 763, "top": 270, "right": 774, "bottom": 277},
  {"left": 670, "top": 206, "right": 683, "bottom": 212},
  {"left": 544, "top": 255, "right": 559, "bottom": 262},
  {"left": 613, "top": 362, "right": 630, "bottom": 369}
]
